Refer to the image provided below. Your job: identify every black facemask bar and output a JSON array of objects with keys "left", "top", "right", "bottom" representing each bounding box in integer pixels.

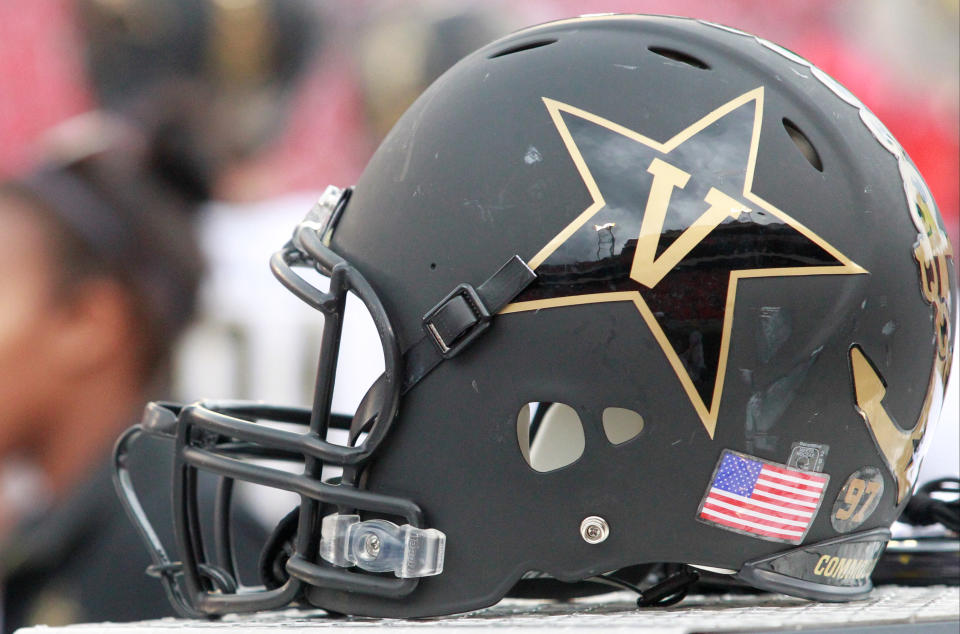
[
  {"left": 113, "top": 187, "right": 428, "bottom": 617},
  {"left": 114, "top": 186, "right": 536, "bottom": 617}
]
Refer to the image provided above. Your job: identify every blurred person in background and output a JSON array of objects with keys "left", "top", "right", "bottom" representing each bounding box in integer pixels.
[
  {"left": 353, "top": 4, "right": 507, "bottom": 142},
  {"left": 75, "top": 0, "right": 320, "bottom": 201},
  {"left": 0, "top": 114, "right": 221, "bottom": 631},
  {"left": 0, "top": 0, "right": 320, "bottom": 629}
]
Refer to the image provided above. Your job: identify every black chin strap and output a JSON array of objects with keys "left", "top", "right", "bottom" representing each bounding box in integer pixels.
[
  {"left": 587, "top": 565, "right": 701, "bottom": 608},
  {"left": 901, "top": 478, "right": 960, "bottom": 532},
  {"left": 346, "top": 255, "right": 536, "bottom": 445},
  {"left": 402, "top": 255, "right": 536, "bottom": 394},
  {"left": 634, "top": 566, "right": 701, "bottom": 607}
]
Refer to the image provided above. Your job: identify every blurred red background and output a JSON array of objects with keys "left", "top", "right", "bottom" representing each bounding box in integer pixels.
[{"left": 1, "top": 0, "right": 957, "bottom": 249}]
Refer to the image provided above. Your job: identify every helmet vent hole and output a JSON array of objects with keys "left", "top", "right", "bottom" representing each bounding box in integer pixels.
[
  {"left": 648, "top": 46, "right": 710, "bottom": 70},
  {"left": 516, "top": 402, "right": 584, "bottom": 472},
  {"left": 783, "top": 118, "right": 823, "bottom": 172},
  {"left": 488, "top": 38, "right": 558, "bottom": 59},
  {"left": 602, "top": 407, "right": 644, "bottom": 445}
]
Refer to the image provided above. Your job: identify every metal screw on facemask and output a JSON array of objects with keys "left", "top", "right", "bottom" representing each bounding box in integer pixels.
[
  {"left": 580, "top": 516, "right": 609, "bottom": 544},
  {"left": 362, "top": 533, "right": 381, "bottom": 559}
]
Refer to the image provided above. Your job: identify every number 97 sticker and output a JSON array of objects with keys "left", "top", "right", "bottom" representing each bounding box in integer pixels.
[{"left": 831, "top": 467, "right": 884, "bottom": 533}]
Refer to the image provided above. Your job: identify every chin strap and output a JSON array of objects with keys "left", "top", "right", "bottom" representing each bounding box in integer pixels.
[
  {"left": 402, "top": 255, "right": 536, "bottom": 394},
  {"left": 900, "top": 478, "right": 960, "bottom": 532},
  {"left": 347, "top": 255, "right": 536, "bottom": 446},
  {"left": 587, "top": 564, "right": 701, "bottom": 608},
  {"left": 635, "top": 566, "right": 701, "bottom": 607}
]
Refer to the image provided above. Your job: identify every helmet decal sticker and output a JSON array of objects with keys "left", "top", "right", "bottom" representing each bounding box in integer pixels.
[
  {"left": 831, "top": 467, "right": 884, "bottom": 533},
  {"left": 696, "top": 449, "right": 829, "bottom": 544},
  {"left": 739, "top": 529, "right": 888, "bottom": 592},
  {"left": 810, "top": 550, "right": 880, "bottom": 584},
  {"left": 903, "top": 159, "right": 954, "bottom": 398},
  {"left": 787, "top": 441, "right": 829, "bottom": 473},
  {"left": 503, "top": 89, "right": 866, "bottom": 438},
  {"left": 849, "top": 345, "right": 928, "bottom": 503}
]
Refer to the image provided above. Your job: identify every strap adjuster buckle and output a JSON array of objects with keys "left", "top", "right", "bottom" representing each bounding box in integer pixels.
[{"left": 422, "top": 283, "right": 491, "bottom": 358}]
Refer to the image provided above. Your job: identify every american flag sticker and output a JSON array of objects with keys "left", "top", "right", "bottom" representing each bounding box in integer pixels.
[{"left": 696, "top": 450, "right": 829, "bottom": 544}]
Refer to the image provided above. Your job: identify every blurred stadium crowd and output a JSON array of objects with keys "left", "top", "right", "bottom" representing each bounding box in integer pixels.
[
  {"left": 0, "top": 0, "right": 957, "bottom": 630},
  {"left": 2, "top": 1, "right": 958, "bottom": 221}
]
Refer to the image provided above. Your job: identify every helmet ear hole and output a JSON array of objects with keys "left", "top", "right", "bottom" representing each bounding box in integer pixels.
[
  {"left": 516, "top": 402, "right": 585, "bottom": 472},
  {"left": 602, "top": 407, "right": 645, "bottom": 445}
]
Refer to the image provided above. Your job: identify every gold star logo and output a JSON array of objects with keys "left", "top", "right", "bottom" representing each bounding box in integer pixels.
[{"left": 504, "top": 88, "right": 866, "bottom": 438}]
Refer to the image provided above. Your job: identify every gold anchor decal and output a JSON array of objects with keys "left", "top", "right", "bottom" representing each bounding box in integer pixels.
[{"left": 850, "top": 345, "right": 926, "bottom": 503}]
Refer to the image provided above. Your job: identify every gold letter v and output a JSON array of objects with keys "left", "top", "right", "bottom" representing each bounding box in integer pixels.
[{"left": 631, "top": 157, "right": 748, "bottom": 288}]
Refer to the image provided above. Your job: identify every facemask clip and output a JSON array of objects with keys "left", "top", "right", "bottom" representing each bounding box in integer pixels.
[
  {"left": 320, "top": 513, "right": 446, "bottom": 579},
  {"left": 293, "top": 185, "right": 350, "bottom": 252}
]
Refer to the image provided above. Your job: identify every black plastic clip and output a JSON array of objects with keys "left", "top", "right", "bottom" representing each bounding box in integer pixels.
[
  {"left": 402, "top": 255, "right": 535, "bottom": 394},
  {"left": 422, "top": 283, "right": 491, "bottom": 358}
]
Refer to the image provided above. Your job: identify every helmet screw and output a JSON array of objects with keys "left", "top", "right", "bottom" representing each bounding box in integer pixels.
[
  {"left": 362, "top": 533, "right": 381, "bottom": 558},
  {"left": 580, "top": 516, "right": 609, "bottom": 544}
]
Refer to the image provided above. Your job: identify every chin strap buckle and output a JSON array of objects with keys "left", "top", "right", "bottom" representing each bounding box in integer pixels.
[
  {"left": 320, "top": 514, "right": 446, "bottom": 579},
  {"left": 422, "top": 255, "right": 535, "bottom": 359},
  {"left": 423, "top": 283, "right": 491, "bottom": 357},
  {"left": 403, "top": 255, "right": 536, "bottom": 393}
]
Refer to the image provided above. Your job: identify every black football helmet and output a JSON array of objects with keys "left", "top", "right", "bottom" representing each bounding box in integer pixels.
[{"left": 115, "top": 15, "right": 956, "bottom": 618}]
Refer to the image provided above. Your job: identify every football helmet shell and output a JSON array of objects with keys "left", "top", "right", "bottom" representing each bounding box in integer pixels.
[{"left": 115, "top": 15, "right": 955, "bottom": 618}]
